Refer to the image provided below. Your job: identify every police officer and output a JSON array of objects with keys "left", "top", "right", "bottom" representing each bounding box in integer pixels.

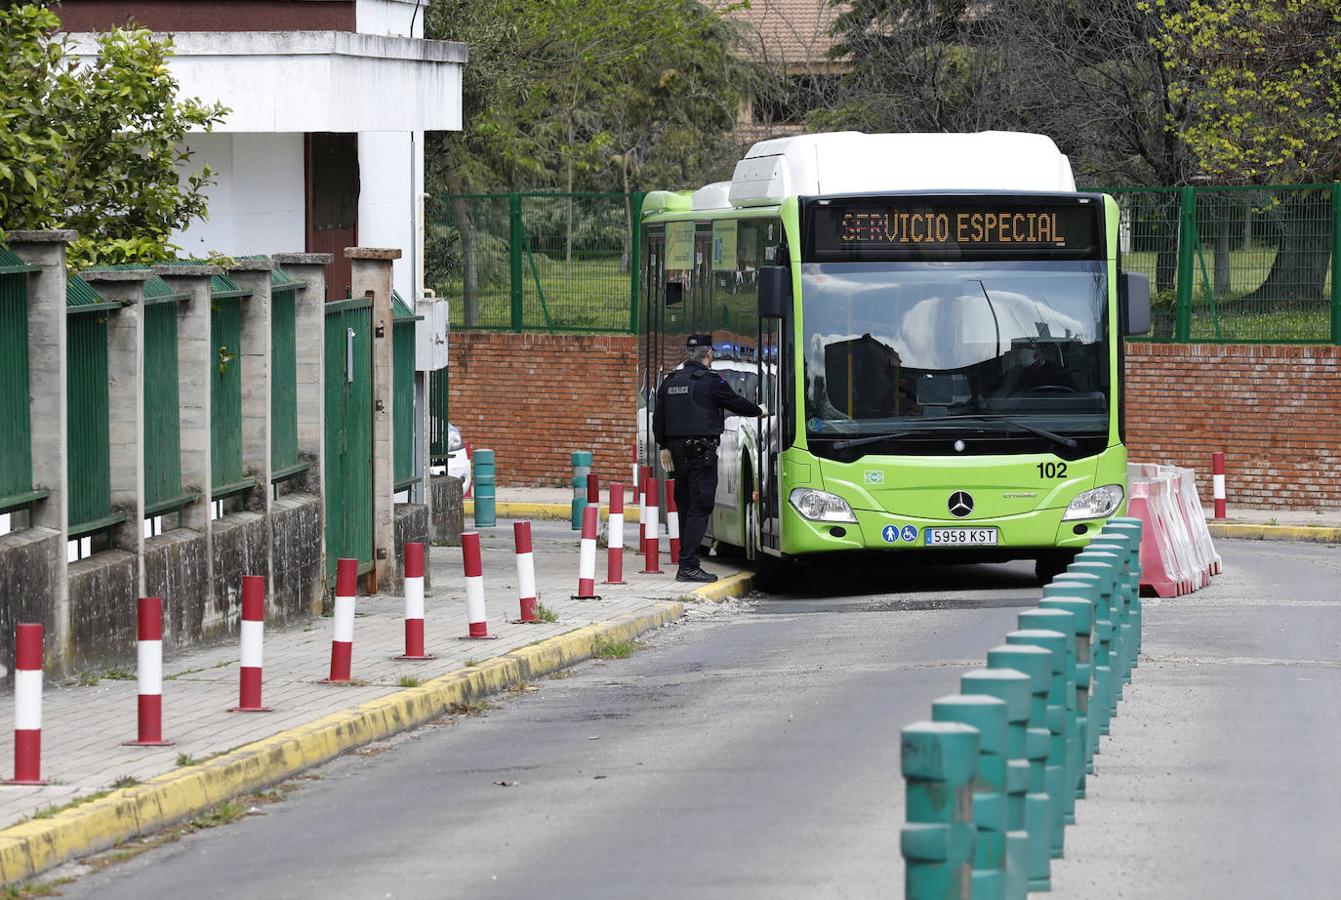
[{"left": 653, "top": 334, "right": 765, "bottom": 583}]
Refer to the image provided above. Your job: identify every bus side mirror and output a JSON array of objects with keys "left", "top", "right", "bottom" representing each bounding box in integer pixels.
[
  {"left": 759, "top": 266, "right": 790, "bottom": 319},
  {"left": 1121, "top": 271, "right": 1150, "bottom": 336}
]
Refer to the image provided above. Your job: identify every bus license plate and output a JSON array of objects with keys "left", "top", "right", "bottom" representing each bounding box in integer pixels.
[{"left": 926, "top": 528, "right": 999, "bottom": 546}]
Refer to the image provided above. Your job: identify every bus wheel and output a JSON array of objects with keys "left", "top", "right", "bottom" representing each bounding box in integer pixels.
[{"left": 1035, "top": 550, "right": 1077, "bottom": 585}]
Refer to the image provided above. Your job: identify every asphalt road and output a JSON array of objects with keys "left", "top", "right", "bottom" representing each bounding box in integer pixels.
[{"left": 57, "top": 539, "right": 1341, "bottom": 899}]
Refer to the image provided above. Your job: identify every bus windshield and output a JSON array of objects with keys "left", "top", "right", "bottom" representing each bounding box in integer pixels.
[{"left": 801, "top": 260, "right": 1109, "bottom": 453}]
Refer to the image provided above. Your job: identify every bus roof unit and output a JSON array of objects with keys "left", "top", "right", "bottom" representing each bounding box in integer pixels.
[{"left": 727, "top": 131, "right": 1076, "bottom": 208}]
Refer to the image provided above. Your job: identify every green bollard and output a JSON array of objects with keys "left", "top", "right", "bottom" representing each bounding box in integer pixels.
[
  {"left": 1046, "top": 573, "right": 1108, "bottom": 767},
  {"left": 960, "top": 669, "right": 1032, "bottom": 900},
  {"left": 985, "top": 644, "right": 1053, "bottom": 891},
  {"left": 1087, "top": 534, "right": 1136, "bottom": 672},
  {"left": 901, "top": 721, "right": 979, "bottom": 900},
  {"left": 1069, "top": 556, "right": 1122, "bottom": 721},
  {"left": 933, "top": 695, "right": 1009, "bottom": 900},
  {"left": 1074, "top": 549, "right": 1126, "bottom": 698},
  {"left": 1039, "top": 595, "right": 1094, "bottom": 800},
  {"left": 472, "top": 449, "right": 496, "bottom": 528},
  {"left": 1106, "top": 518, "right": 1144, "bottom": 667},
  {"left": 1013, "top": 614, "right": 1078, "bottom": 835},
  {"left": 571, "top": 451, "right": 593, "bottom": 530}
]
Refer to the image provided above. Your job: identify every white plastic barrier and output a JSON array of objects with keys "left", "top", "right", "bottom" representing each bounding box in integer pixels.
[{"left": 1126, "top": 464, "right": 1222, "bottom": 597}]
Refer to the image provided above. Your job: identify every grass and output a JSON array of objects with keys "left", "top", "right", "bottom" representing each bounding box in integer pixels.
[
  {"left": 464, "top": 658, "right": 480, "bottom": 667},
  {"left": 164, "top": 665, "right": 206, "bottom": 681},
  {"left": 448, "top": 700, "right": 494, "bottom": 716},
  {"left": 102, "top": 669, "right": 135, "bottom": 681},
  {"left": 534, "top": 603, "right": 560, "bottom": 623},
  {"left": 188, "top": 801, "right": 248, "bottom": 829},
  {"left": 28, "top": 791, "right": 112, "bottom": 821},
  {"left": 111, "top": 776, "right": 140, "bottom": 789},
  {"left": 433, "top": 253, "right": 632, "bottom": 333},
  {"left": 4, "top": 877, "right": 76, "bottom": 898},
  {"left": 397, "top": 675, "right": 422, "bottom": 688},
  {"left": 76, "top": 671, "right": 99, "bottom": 687},
  {"left": 592, "top": 637, "right": 638, "bottom": 660},
  {"left": 176, "top": 752, "right": 199, "bottom": 767}
]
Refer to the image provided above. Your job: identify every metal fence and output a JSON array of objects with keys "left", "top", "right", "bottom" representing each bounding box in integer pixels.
[
  {"left": 0, "top": 250, "right": 36, "bottom": 514},
  {"left": 392, "top": 292, "right": 420, "bottom": 491},
  {"left": 425, "top": 192, "right": 644, "bottom": 334},
  {"left": 66, "top": 276, "right": 117, "bottom": 538},
  {"left": 1098, "top": 185, "right": 1340, "bottom": 343}
]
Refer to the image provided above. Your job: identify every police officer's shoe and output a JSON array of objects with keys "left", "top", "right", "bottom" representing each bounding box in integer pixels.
[{"left": 675, "top": 566, "right": 718, "bottom": 583}]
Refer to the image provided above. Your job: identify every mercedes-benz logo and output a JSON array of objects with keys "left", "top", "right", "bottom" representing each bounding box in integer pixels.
[{"left": 948, "top": 491, "right": 974, "bottom": 517}]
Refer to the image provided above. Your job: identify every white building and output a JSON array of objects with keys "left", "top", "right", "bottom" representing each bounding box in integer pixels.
[{"left": 63, "top": 0, "right": 465, "bottom": 299}]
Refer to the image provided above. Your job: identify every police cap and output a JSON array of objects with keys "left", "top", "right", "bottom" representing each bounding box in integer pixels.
[{"left": 686, "top": 333, "right": 712, "bottom": 349}]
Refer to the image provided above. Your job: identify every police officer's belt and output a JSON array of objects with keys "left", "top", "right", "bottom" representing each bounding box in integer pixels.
[{"left": 672, "top": 436, "right": 719, "bottom": 461}]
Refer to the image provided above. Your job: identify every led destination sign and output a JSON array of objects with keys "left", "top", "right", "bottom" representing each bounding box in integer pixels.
[{"left": 807, "top": 197, "right": 1102, "bottom": 261}]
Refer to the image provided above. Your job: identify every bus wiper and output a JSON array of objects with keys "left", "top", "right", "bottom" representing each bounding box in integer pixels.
[
  {"left": 945, "top": 415, "right": 1079, "bottom": 450},
  {"left": 827, "top": 415, "right": 1078, "bottom": 451}
]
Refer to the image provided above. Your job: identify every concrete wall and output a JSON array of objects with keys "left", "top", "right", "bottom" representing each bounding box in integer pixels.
[
  {"left": 143, "top": 529, "right": 210, "bottom": 649},
  {"left": 66, "top": 551, "right": 139, "bottom": 673},
  {"left": 175, "top": 133, "right": 305, "bottom": 259},
  {"left": 0, "top": 529, "right": 64, "bottom": 685},
  {"left": 270, "top": 494, "right": 324, "bottom": 620},
  {"left": 430, "top": 475, "right": 464, "bottom": 547},
  {"left": 448, "top": 332, "right": 639, "bottom": 487}
]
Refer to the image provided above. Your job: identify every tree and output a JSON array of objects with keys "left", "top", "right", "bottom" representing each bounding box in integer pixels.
[
  {"left": 0, "top": 4, "right": 228, "bottom": 269},
  {"left": 1154, "top": 0, "right": 1341, "bottom": 301}
]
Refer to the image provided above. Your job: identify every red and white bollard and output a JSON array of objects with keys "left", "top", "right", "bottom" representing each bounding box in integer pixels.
[
  {"left": 632, "top": 450, "right": 642, "bottom": 505},
  {"left": 605, "top": 482, "right": 626, "bottom": 585},
  {"left": 126, "top": 597, "right": 172, "bottom": 746},
  {"left": 587, "top": 472, "right": 601, "bottom": 515},
  {"left": 230, "top": 576, "right": 271, "bottom": 712},
  {"left": 642, "top": 475, "right": 663, "bottom": 574},
  {"left": 5, "top": 623, "right": 46, "bottom": 784},
  {"left": 573, "top": 505, "right": 602, "bottom": 599},
  {"left": 666, "top": 477, "right": 681, "bottom": 565},
  {"left": 461, "top": 532, "right": 495, "bottom": 639},
  {"left": 395, "top": 543, "right": 434, "bottom": 660},
  {"left": 1212, "top": 451, "right": 1227, "bottom": 519},
  {"left": 512, "top": 521, "right": 540, "bottom": 623},
  {"left": 323, "top": 558, "right": 357, "bottom": 682}
]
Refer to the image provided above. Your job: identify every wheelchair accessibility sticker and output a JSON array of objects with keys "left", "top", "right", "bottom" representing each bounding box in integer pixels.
[{"left": 881, "top": 524, "right": 920, "bottom": 544}]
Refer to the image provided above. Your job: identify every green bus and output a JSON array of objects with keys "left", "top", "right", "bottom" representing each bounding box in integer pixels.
[{"left": 639, "top": 132, "right": 1150, "bottom": 581}]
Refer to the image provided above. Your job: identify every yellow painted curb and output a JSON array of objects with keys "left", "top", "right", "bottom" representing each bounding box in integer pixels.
[
  {"left": 0, "top": 601, "right": 685, "bottom": 886},
  {"left": 1208, "top": 523, "right": 1341, "bottom": 543},
  {"left": 683, "top": 570, "right": 755, "bottom": 603},
  {"left": 464, "top": 500, "right": 643, "bottom": 522}
]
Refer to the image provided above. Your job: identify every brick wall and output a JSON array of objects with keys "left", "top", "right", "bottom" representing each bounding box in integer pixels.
[
  {"left": 449, "top": 334, "right": 1341, "bottom": 509},
  {"left": 1125, "top": 343, "right": 1341, "bottom": 509},
  {"left": 449, "top": 333, "right": 638, "bottom": 487}
]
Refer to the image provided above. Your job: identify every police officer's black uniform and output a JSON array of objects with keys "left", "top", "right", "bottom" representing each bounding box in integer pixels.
[{"left": 652, "top": 334, "right": 763, "bottom": 582}]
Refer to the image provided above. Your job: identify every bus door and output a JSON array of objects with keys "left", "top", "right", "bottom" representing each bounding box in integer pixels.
[
  {"left": 642, "top": 230, "right": 665, "bottom": 469},
  {"left": 757, "top": 315, "right": 782, "bottom": 553}
]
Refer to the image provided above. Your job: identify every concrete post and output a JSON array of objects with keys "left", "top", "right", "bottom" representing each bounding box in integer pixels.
[
  {"left": 8, "top": 231, "right": 74, "bottom": 665},
  {"left": 82, "top": 270, "right": 150, "bottom": 593},
  {"left": 347, "top": 247, "right": 401, "bottom": 592},
  {"left": 153, "top": 266, "right": 222, "bottom": 595}
]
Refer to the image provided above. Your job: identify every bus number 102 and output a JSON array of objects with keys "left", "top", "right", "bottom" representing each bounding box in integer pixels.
[{"left": 1037, "top": 462, "right": 1068, "bottom": 479}]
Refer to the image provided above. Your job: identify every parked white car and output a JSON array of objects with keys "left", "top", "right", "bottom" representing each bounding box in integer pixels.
[{"left": 432, "top": 422, "right": 472, "bottom": 493}]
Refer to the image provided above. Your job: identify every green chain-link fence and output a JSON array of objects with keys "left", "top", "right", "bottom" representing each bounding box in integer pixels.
[
  {"left": 1098, "top": 185, "right": 1339, "bottom": 343},
  {"left": 425, "top": 187, "right": 1340, "bottom": 343},
  {"left": 424, "top": 192, "right": 643, "bottom": 334}
]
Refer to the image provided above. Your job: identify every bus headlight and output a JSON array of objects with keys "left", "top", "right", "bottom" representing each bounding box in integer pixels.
[
  {"left": 1062, "top": 484, "right": 1124, "bottom": 521},
  {"left": 789, "top": 488, "right": 857, "bottom": 523}
]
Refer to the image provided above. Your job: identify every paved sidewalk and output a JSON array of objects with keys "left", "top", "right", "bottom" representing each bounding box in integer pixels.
[
  {"left": 1202, "top": 505, "right": 1341, "bottom": 527},
  {"left": 0, "top": 519, "right": 729, "bottom": 830}
]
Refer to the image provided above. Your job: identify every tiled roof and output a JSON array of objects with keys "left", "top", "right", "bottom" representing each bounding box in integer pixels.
[{"left": 722, "top": 0, "right": 849, "bottom": 66}]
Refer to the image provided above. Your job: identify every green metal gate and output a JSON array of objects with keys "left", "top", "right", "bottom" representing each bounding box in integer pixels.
[{"left": 323, "top": 297, "right": 374, "bottom": 580}]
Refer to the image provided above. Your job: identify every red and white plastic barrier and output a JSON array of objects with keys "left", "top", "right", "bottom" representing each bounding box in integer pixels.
[
  {"left": 1212, "top": 452, "right": 1227, "bottom": 519},
  {"left": 587, "top": 472, "right": 601, "bottom": 514},
  {"left": 1128, "top": 464, "right": 1222, "bottom": 597},
  {"left": 396, "top": 543, "right": 434, "bottom": 660},
  {"left": 605, "top": 482, "right": 626, "bottom": 585},
  {"left": 512, "top": 521, "right": 539, "bottom": 623},
  {"left": 641, "top": 475, "right": 662, "bottom": 574},
  {"left": 126, "top": 597, "right": 172, "bottom": 746},
  {"left": 461, "top": 532, "right": 495, "bottom": 639},
  {"left": 324, "top": 558, "right": 357, "bottom": 682},
  {"left": 230, "top": 576, "right": 270, "bottom": 712},
  {"left": 573, "top": 505, "right": 601, "bottom": 599},
  {"left": 6, "top": 623, "right": 45, "bottom": 784},
  {"left": 632, "top": 455, "right": 642, "bottom": 505},
  {"left": 666, "top": 477, "right": 681, "bottom": 565}
]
